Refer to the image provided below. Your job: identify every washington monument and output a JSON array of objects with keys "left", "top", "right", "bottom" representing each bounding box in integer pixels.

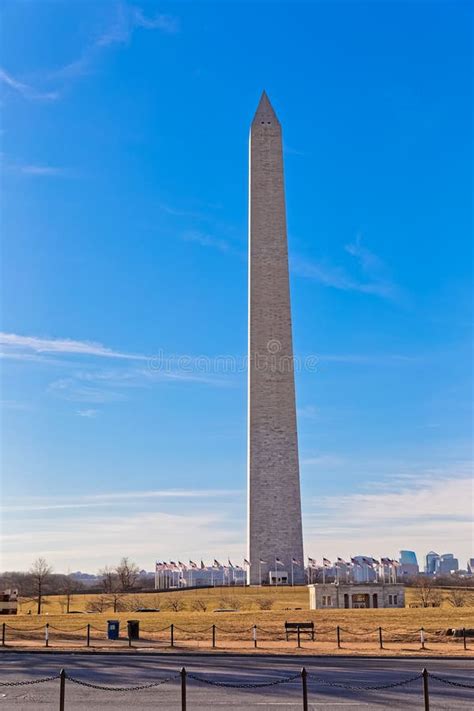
[{"left": 247, "top": 92, "right": 305, "bottom": 585}]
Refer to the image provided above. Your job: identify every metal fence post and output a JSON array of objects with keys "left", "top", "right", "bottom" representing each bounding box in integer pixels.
[
  {"left": 170, "top": 624, "right": 174, "bottom": 648},
  {"left": 463, "top": 628, "right": 467, "bottom": 651},
  {"left": 2, "top": 623, "right": 5, "bottom": 647},
  {"left": 420, "top": 627, "right": 425, "bottom": 650},
  {"left": 253, "top": 624, "right": 257, "bottom": 649},
  {"left": 212, "top": 624, "right": 216, "bottom": 649},
  {"left": 45, "top": 623, "right": 49, "bottom": 648},
  {"left": 422, "top": 668, "right": 430, "bottom": 710},
  {"left": 180, "top": 666, "right": 187, "bottom": 711},
  {"left": 59, "top": 668, "right": 66, "bottom": 711},
  {"left": 301, "top": 667, "right": 308, "bottom": 711},
  {"left": 86, "top": 624, "right": 90, "bottom": 648},
  {"left": 378, "top": 626, "right": 383, "bottom": 650},
  {"left": 297, "top": 626, "right": 301, "bottom": 649},
  {"left": 336, "top": 625, "right": 341, "bottom": 649}
]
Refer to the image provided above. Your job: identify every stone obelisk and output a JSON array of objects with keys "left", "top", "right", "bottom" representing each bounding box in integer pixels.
[{"left": 247, "top": 92, "right": 304, "bottom": 585}]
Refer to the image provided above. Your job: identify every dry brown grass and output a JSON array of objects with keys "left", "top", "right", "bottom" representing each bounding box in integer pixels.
[{"left": 12, "top": 585, "right": 474, "bottom": 636}]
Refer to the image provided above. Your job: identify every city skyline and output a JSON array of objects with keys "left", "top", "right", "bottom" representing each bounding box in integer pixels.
[{"left": 1, "top": 1, "right": 472, "bottom": 571}]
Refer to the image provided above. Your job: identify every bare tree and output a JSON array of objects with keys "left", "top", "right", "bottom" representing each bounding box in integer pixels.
[
  {"left": 98, "top": 566, "right": 118, "bottom": 594},
  {"left": 191, "top": 598, "right": 208, "bottom": 612},
  {"left": 219, "top": 596, "right": 241, "bottom": 610},
  {"left": 110, "top": 591, "right": 126, "bottom": 613},
  {"left": 115, "top": 558, "right": 140, "bottom": 592},
  {"left": 29, "top": 558, "right": 53, "bottom": 614},
  {"left": 447, "top": 588, "right": 467, "bottom": 607},
  {"left": 86, "top": 595, "right": 111, "bottom": 613},
  {"left": 60, "top": 575, "right": 79, "bottom": 614},
  {"left": 413, "top": 577, "right": 442, "bottom": 608},
  {"left": 164, "top": 596, "right": 185, "bottom": 612},
  {"left": 255, "top": 597, "right": 274, "bottom": 610}
]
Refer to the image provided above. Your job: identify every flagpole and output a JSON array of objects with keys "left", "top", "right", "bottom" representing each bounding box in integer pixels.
[
  {"left": 291, "top": 560, "right": 294, "bottom": 587},
  {"left": 323, "top": 563, "right": 325, "bottom": 585},
  {"left": 259, "top": 560, "right": 262, "bottom": 586},
  {"left": 275, "top": 558, "right": 278, "bottom": 587}
]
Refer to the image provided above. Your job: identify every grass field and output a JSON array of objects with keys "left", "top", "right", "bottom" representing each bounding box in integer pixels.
[
  {"left": 11, "top": 585, "right": 474, "bottom": 639},
  {"left": 3, "top": 586, "right": 472, "bottom": 655}
]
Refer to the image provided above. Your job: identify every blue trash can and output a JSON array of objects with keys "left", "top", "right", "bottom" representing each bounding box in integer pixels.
[{"left": 107, "top": 620, "right": 120, "bottom": 640}]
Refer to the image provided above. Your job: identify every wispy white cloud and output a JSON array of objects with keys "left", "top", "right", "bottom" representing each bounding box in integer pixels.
[
  {"left": 182, "top": 230, "right": 231, "bottom": 253},
  {"left": 130, "top": 6, "right": 179, "bottom": 34},
  {"left": 0, "top": 509, "right": 243, "bottom": 571},
  {"left": 283, "top": 143, "right": 306, "bottom": 156},
  {"left": 0, "top": 332, "right": 236, "bottom": 407},
  {"left": 49, "top": 378, "right": 127, "bottom": 404},
  {"left": 301, "top": 454, "right": 345, "bottom": 468},
  {"left": 53, "top": 3, "right": 179, "bottom": 81},
  {"left": 97, "top": 4, "right": 179, "bottom": 47},
  {"left": 7, "top": 164, "right": 66, "bottom": 177},
  {"left": 297, "top": 404, "right": 319, "bottom": 420},
  {"left": 0, "top": 68, "right": 59, "bottom": 101},
  {"left": 317, "top": 353, "right": 420, "bottom": 365},
  {"left": 1, "top": 488, "right": 245, "bottom": 569},
  {"left": 292, "top": 233, "right": 399, "bottom": 300},
  {"left": 48, "top": 364, "right": 230, "bottom": 403},
  {"left": 0, "top": 400, "right": 33, "bottom": 412},
  {"left": 0, "top": 332, "right": 147, "bottom": 361},
  {"left": 345, "top": 233, "right": 384, "bottom": 273},
  {"left": 2, "top": 488, "right": 242, "bottom": 513},
  {"left": 76, "top": 408, "right": 99, "bottom": 418},
  {"left": 304, "top": 469, "right": 473, "bottom": 563}
]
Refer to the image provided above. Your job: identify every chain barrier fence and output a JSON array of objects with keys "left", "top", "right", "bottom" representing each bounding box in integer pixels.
[
  {"left": 1, "top": 620, "right": 471, "bottom": 651},
  {"left": 0, "top": 666, "right": 473, "bottom": 710}
]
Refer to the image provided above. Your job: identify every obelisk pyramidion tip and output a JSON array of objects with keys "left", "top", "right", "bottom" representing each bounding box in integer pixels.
[{"left": 252, "top": 91, "right": 279, "bottom": 126}]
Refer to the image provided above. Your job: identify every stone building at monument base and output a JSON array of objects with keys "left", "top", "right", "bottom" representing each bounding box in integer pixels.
[{"left": 308, "top": 582, "right": 405, "bottom": 609}]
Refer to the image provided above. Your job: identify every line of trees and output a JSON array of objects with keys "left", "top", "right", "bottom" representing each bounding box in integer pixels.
[{"left": 0, "top": 557, "right": 148, "bottom": 614}]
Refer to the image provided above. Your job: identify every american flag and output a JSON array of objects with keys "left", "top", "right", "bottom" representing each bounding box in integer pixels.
[
  {"left": 213, "top": 559, "right": 222, "bottom": 568},
  {"left": 189, "top": 560, "right": 198, "bottom": 569},
  {"left": 275, "top": 558, "right": 284, "bottom": 566},
  {"left": 243, "top": 559, "right": 251, "bottom": 567},
  {"left": 292, "top": 558, "right": 300, "bottom": 565},
  {"left": 307, "top": 557, "right": 317, "bottom": 567},
  {"left": 323, "top": 558, "right": 331, "bottom": 566}
]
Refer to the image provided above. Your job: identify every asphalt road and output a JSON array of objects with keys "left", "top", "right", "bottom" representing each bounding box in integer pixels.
[{"left": 0, "top": 652, "right": 472, "bottom": 709}]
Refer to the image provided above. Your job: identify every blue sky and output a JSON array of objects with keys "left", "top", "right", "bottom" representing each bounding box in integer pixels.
[{"left": 1, "top": 0, "right": 472, "bottom": 572}]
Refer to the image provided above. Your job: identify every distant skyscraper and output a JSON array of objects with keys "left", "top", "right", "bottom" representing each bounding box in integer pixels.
[
  {"left": 436, "top": 553, "right": 459, "bottom": 575},
  {"left": 398, "top": 550, "right": 419, "bottom": 578},
  {"left": 425, "top": 551, "right": 440, "bottom": 575},
  {"left": 247, "top": 92, "right": 304, "bottom": 585}
]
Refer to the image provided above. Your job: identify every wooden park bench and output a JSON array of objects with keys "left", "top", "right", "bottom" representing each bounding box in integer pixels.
[{"left": 284, "top": 621, "right": 314, "bottom": 646}]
